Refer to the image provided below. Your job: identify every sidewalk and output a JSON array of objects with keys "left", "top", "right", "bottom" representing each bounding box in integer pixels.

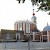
[{"left": 0, "top": 42, "right": 50, "bottom": 50}]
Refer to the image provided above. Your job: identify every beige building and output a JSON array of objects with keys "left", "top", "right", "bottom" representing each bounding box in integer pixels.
[
  {"left": 14, "top": 20, "right": 37, "bottom": 34},
  {"left": 1, "top": 10, "right": 50, "bottom": 42},
  {"left": 14, "top": 11, "right": 39, "bottom": 41},
  {"left": 32, "top": 23, "right": 50, "bottom": 42},
  {"left": 14, "top": 11, "right": 39, "bottom": 34},
  {"left": 0, "top": 29, "right": 24, "bottom": 42},
  {"left": 0, "top": 11, "right": 39, "bottom": 42}
]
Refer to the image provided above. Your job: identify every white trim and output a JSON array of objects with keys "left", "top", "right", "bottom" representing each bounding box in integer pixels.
[
  {"left": 42, "top": 35, "right": 43, "bottom": 42},
  {"left": 29, "top": 24, "right": 30, "bottom": 33},
  {"left": 47, "top": 31, "right": 49, "bottom": 42},
  {"left": 40, "top": 35, "right": 41, "bottom": 42},
  {"left": 35, "top": 34, "right": 39, "bottom": 35},
  {"left": 42, "top": 35, "right": 47, "bottom": 36}
]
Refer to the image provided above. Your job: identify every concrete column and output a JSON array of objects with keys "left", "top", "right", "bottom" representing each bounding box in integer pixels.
[
  {"left": 16, "top": 33, "right": 17, "bottom": 40},
  {"left": 25, "top": 23, "right": 26, "bottom": 34},
  {"left": 17, "top": 24, "right": 18, "bottom": 30},
  {"left": 33, "top": 32, "right": 35, "bottom": 41},
  {"left": 41, "top": 32, "right": 43, "bottom": 42},
  {"left": 40, "top": 35, "right": 41, "bottom": 42},
  {"left": 29, "top": 24, "right": 30, "bottom": 33},
  {"left": 23, "top": 23, "right": 26, "bottom": 35},
  {"left": 47, "top": 31, "right": 49, "bottom": 42},
  {"left": 42, "top": 35, "right": 43, "bottom": 42},
  {"left": 19, "top": 33, "right": 20, "bottom": 41},
  {"left": 18, "top": 23, "right": 19, "bottom": 30},
  {"left": 40, "top": 32, "right": 42, "bottom": 42},
  {"left": 22, "top": 23, "right": 23, "bottom": 31},
  {"left": 41, "top": 32, "right": 42, "bottom": 42}
]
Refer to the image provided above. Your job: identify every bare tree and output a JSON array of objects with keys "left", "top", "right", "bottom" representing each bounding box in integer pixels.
[{"left": 16, "top": 0, "right": 50, "bottom": 15}]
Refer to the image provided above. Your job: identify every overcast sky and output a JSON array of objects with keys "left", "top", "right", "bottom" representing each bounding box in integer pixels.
[{"left": 0, "top": 0, "right": 50, "bottom": 31}]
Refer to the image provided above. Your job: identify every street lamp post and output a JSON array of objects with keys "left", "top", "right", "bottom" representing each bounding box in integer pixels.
[
  {"left": 5, "top": 41, "right": 6, "bottom": 48},
  {"left": 5, "top": 37, "right": 6, "bottom": 48},
  {"left": 28, "top": 33, "right": 30, "bottom": 50}
]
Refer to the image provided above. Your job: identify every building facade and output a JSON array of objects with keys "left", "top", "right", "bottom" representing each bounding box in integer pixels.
[
  {"left": 14, "top": 10, "right": 38, "bottom": 34},
  {"left": 0, "top": 10, "right": 50, "bottom": 42},
  {"left": 32, "top": 23, "right": 50, "bottom": 42},
  {"left": 0, "top": 29, "right": 24, "bottom": 42},
  {"left": 14, "top": 11, "right": 39, "bottom": 41},
  {"left": 14, "top": 20, "right": 37, "bottom": 34}
]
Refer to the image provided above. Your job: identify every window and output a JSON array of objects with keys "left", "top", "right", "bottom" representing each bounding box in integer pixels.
[
  {"left": 34, "top": 19, "right": 36, "bottom": 23},
  {"left": 6, "top": 33, "right": 10, "bottom": 40},
  {"left": 26, "top": 23, "right": 30, "bottom": 33},
  {"left": 18, "top": 23, "right": 22, "bottom": 31}
]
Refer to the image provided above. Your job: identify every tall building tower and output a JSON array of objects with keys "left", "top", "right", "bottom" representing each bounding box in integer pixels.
[
  {"left": 31, "top": 9, "right": 36, "bottom": 25},
  {"left": 14, "top": 9, "right": 38, "bottom": 34}
]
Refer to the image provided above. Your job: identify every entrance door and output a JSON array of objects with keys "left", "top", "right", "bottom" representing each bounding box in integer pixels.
[
  {"left": 17, "top": 36, "right": 19, "bottom": 41},
  {"left": 43, "top": 36, "right": 47, "bottom": 42},
  {"left": 16, "top": 33, "right": 20, "bottom": 41}
]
